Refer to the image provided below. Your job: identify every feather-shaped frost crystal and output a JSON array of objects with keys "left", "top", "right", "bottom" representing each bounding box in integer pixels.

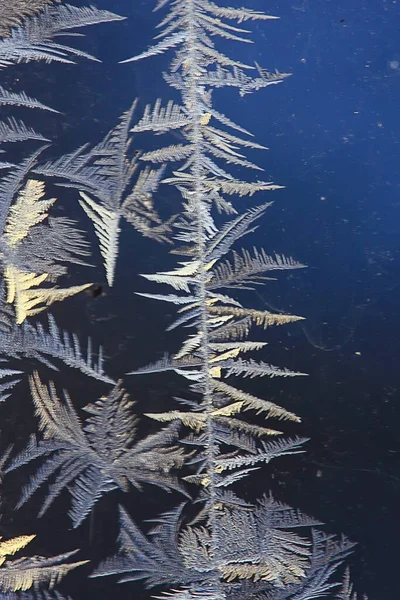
[
  {"left": 5, "top": 372, "right": 188, "bottom": 528},
  {"left": 1, "top": 178, "right": 92, "bottom": 323},
  {"left": 0, "top": 532, "right": 87, "bottom": 592}
]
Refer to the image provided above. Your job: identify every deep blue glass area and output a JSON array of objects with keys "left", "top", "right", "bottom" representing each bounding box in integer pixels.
[{"left": 1, "top": 1, "right": 399, "bottom": 599}]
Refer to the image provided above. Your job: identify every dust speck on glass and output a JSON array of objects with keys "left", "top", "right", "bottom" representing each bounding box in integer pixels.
[{"left": 0, "top": 0, "right": 397, "bottom": 599}]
